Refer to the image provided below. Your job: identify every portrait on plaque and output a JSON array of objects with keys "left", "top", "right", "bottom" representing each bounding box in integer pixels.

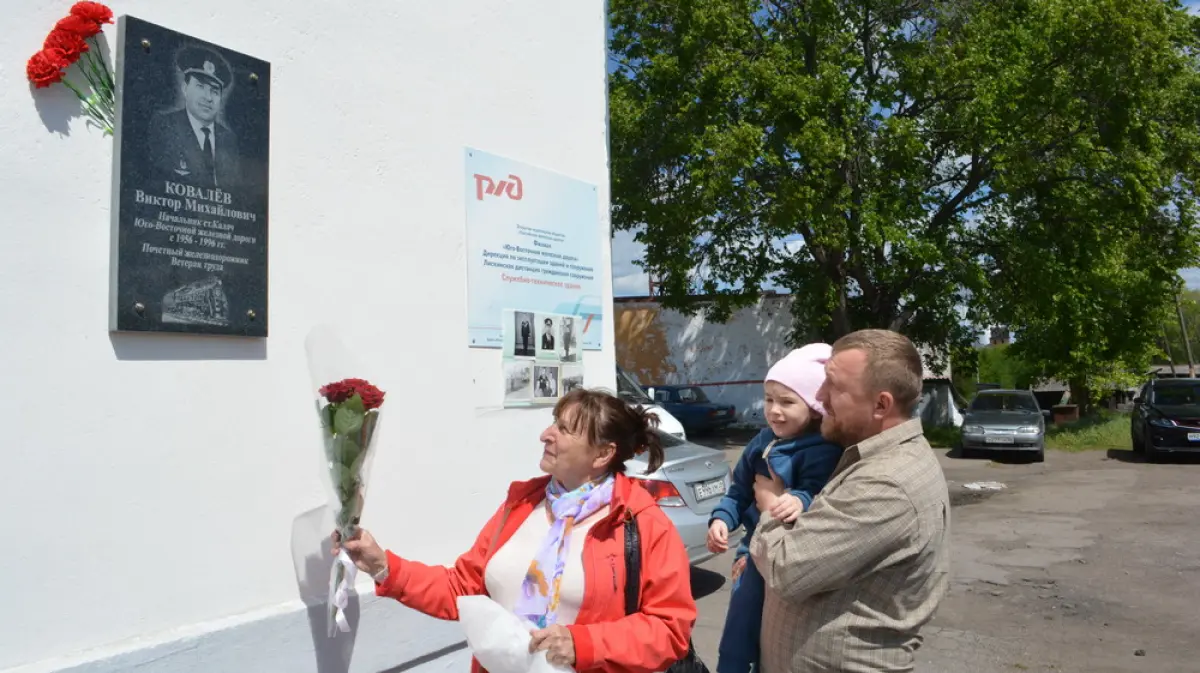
[{"left": 109, "top": 16, "right": 270, "bottom": 336}]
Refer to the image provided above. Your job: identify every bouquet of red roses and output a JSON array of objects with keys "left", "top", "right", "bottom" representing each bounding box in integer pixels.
[
  {"left": 317, "top": 377, "right": 385, "bottom": 636},
  {"left": 26, "top": 2, "right": 117, "bottom": 134},
  {"left": 305, "top": 326, "right": 387, "bottom": 637}
]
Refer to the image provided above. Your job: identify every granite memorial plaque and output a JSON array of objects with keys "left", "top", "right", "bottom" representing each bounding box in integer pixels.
[{"left": 109, "top": 16, "right": 270, "bottom": 337}]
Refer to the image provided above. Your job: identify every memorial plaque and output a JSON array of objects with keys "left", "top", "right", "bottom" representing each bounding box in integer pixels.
[{"left": 109, "top": 16, "right": 270, "bottom": 337}]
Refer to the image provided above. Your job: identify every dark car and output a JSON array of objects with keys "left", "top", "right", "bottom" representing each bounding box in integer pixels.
[
  {"left": 645, "top": 384, "right": 737, "bottom": 435},
  {"left": 959, "top": 389, "right": 1049, "bottom": 462},
  {"left": 1131, "top": 378, "right": 1200, "bottom": 460}
]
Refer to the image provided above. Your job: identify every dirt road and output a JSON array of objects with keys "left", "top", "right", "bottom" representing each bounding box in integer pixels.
[{"left": 688, "top": 436, "right": 1200, "bottom": 673}]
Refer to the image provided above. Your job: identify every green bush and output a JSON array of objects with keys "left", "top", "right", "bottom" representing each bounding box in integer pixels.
[{"left": 924, "top": 426, "right": 961, "bottom": 449}]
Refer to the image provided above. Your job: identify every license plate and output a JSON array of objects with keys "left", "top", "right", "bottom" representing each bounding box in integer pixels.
[
  {"left": 714, "top": 410, "right": 727, "bottom": 416},
  {"left": 985, "top": 435, "right": 1015, "bottom": 445},
  {"left": 693, "top": 478, "right": 726, "bottom": 501},
  {"left": 1189, "top": 433, "right": 1200, "bottom": 442}
]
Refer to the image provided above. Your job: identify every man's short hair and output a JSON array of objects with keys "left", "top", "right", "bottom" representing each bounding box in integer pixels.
[{"left": 831, "top": 329, "right": 923, "bottom": 415}]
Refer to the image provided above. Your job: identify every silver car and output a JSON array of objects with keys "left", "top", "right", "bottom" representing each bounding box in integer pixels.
[
  {"left": 959, "top": 389, "right": 1049, "bottom": 462},
  {"left": 626, "top": 429, "right": 740, "bottom": 565}
]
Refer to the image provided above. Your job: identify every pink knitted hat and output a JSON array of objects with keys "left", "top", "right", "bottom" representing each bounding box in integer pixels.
[{"left": 765, "top": 343, "right": 833, "bottom": 416}]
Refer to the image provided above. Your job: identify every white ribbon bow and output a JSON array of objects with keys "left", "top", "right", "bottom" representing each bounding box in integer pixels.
[{"left": 327, "top": 549, "right": 358, "bottom": 637}]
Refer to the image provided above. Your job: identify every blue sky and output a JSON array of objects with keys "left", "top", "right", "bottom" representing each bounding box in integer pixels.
[{"left": 609, "top": 0, "right": 1200, "bottom": 297}]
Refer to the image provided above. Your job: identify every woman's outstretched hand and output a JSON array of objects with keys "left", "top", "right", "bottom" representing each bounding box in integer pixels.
[{"left": 331, "top": 528, "right": 388, "bottom": 578}]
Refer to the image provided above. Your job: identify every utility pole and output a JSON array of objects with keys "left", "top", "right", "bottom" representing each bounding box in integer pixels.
[
  {"left": 1162, "top": 324, "right": 1176, "bottom": 371},
  {"left": 1177, "top": 293, "right": 1196, "bottom": 377}
]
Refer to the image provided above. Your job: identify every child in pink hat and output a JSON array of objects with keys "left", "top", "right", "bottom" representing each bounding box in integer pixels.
[{"left": 706, "top": 343, "right": 845, "bottom": 673}]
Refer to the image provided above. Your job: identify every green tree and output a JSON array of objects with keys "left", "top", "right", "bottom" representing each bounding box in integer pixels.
[
  {"left": 1156, "top": 289, "right": 1200, "bottom": 367},
  {"left": 608, "top": 0, "right": 1200, "bottom": 368}
]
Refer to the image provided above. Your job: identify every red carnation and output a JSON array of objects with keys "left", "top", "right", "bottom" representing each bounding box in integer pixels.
[
  {"left": 55, "top": 14, "right": 103, "bottom": 38},
  {"left": 27, "top": 49, "right": 68, "bottom": 88},
  {"left": 69, "top": 1, "right": 114, "bottom": 25},
  {"left": 44, "top": 29, "right": 89, "bottom": 64}
]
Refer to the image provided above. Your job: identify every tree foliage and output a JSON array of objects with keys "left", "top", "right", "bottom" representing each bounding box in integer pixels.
[{"left": 608, "top": 0, "right": 1200, "bottom": 374}]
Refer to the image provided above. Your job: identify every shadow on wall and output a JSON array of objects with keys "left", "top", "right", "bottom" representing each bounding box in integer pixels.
[
  {"left": 110, "top": 332, "right": 268, "bottom": 360},
  {"left": 614, "top": 297, "right": 801, "bottom": 425},
  {"left": 291, "top": 506, "right": 359, "bottom": 673}
]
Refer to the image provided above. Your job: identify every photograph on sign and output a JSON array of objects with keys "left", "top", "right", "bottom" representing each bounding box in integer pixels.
[
  {"left": 503, "top": 360, "right": 534, "bottom": 405},
  {"left": 561, "top": 365, "right": 584, "bottom": 395},
  {"left": 535, "top": 313, "right": 560, "bottom": 360},
  {"left": 464, "top": 148, "right": 605, "bottom": 350},
  {"left": 108, "top": 16, "right": 270, "bottom": 336},
  {"left": 532, "top": 365, "right": 561, "bottom": 404}
]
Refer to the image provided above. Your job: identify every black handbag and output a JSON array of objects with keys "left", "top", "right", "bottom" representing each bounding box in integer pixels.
[{"left": 624, "top": 514, "right": 712, "bottom": 673}]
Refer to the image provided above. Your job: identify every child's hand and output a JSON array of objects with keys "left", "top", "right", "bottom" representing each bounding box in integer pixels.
[
  {"left": 707, "top": 520, "right": 730, "bottom": 553},
  {"left": 731, "top": 556, "right": 747, "bottom": 581},
  {"left": 770, "top": 493, "right": 805, "bottom": 523}
]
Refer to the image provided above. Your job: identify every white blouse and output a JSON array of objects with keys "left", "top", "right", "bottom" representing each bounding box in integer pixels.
[{"left": 484, "top": 501, "right": 610, "bottom": 626}]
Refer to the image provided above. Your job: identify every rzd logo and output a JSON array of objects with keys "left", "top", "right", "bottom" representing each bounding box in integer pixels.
[{"left": 474, "top": 174, "right": 524, "bottom": 201}]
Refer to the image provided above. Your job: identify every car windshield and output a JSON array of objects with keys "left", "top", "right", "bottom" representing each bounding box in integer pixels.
[
  {"left": 676, "top": 386, "right": 711, "bottom": 403},
  {"left": 971, "top": 392, "right": 1039, "bottom": 412},
  {"left": 1152, "top": 384, "right": 1200, "bottom": 406},
  {"left": 616, "top": 367, "right": 653, "bottom": 405}
]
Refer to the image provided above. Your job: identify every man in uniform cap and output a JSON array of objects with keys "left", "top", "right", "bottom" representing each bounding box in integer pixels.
[{"left": 148, "top": 46, "right": 242, "bottom": 190}]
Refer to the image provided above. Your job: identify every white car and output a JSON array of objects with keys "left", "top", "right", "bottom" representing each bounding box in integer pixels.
[{"left": 616, "top": 366, "right": 687, "bottom": 440}]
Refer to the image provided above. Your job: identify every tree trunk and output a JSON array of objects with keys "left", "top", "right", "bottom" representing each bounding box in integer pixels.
[{"left": 1068, "top": 377, "right": 1092, "bottom": 416}]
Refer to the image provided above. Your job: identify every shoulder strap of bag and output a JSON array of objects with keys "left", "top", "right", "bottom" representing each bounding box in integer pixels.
[{"left": 624, "top": 512, "right": 641, "bottom": 616}]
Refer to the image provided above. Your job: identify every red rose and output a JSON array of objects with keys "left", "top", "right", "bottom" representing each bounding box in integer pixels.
[
  {"left": 319, "top": 380, "right": 358, "bottom": 404},
  {"left": 44, "top": 29, "right": 89, "bottom": 64},
  {"left": 69, "top": 1, "right": 114, "bottom": 25},
  {"left": 55, "top": 14, "right": 103, "bottom": 38},
  {"left": 353, "top": 381, "right": 386, "bottom": 411},
  {"left": 319, "top": 378, "right": 386, "bottom": 410},
  {"left": 27, "top": 49, "right": 68, "bottom": 88}
]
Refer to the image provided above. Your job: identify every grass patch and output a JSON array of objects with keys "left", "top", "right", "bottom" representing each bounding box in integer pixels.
[
  {"left": 923, "top": 410, "right": 1133, "bottom": 452},
  {"left": 1045, "top": 411, "right": 1131, "bottom": 452},
  {"left": 925, "top": 426, "right": 961, "bottom": 449}
]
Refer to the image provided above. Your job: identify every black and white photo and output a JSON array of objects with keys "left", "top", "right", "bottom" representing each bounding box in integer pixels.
[
  {"left": 561, "top": 365, "right": 584, "bottom": 394},
  {"left": 560, "top": 316, "right": 577, "bottom": 362},
  {"left": 533, "top": 365, "right": 560, "bottom": 401},
  {"left": 109, "top": 16, "right": 270, "bottom": 337},
  {"left": 513, "top": 310, "right": 535, "bottom": 357},
  {"left": 536, "top": 314, "right": 559, "bottom": 359},
  {"left": 147, "top": 46, "right": 243, "bottom": 191},
  {"left": 504, "top": 360, "right": 534, "bottom": 404}
]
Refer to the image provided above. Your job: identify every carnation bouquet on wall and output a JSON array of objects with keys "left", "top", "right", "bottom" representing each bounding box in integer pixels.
[
  {"left": 305, "top": 326, "right": 386, "bottom": 637},
  {"left": 26, "top": 2, "right": 117, "bottom": 134}
]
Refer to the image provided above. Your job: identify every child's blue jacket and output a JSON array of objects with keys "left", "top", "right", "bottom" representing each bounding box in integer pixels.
[{"left": 710, "top": 427, "right": 844, "bottom": 557}]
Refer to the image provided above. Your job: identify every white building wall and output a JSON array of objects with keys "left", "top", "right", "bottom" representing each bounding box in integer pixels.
[{"left": 0, "top": 2, "right": 613, "bottom": 671}]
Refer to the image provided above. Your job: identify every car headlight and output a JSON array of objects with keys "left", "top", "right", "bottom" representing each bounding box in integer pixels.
[
  {"left": 962, "top": 425, "right": 984, "bottom": 434},
  {"left": 1016, "top": 426, "right": 1038, "bottom": 434},
  {"left": 1149, "top": 418, "right": 1177, "bottom": 428}
]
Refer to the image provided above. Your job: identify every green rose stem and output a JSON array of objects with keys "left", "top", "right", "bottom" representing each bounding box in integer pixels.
[{"left": 323, "top": 391, "right": 380, "bottom": 637}]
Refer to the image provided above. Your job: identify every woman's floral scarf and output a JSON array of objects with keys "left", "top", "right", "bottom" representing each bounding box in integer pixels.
[{"left": 514, "top": 475, "right": 615, "bottom": 628}]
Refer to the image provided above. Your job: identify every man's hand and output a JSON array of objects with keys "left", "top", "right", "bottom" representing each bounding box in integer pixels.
[
  {"left": 707, "top": 520, "right": 730, "bottom": 554},
  {"left": 753, "top": 473, "right": 786, "bottom": 513},
  {"left": 530, "top": 625, "right": 576, "bottom": 668},
  {"left": 770, "top": 493, "right": 805, "bottom": 523}
]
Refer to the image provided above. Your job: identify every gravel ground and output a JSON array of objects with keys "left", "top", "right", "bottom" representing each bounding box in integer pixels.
[{"left": 686, "top": 430, "right": 1200, "bottom": 673}]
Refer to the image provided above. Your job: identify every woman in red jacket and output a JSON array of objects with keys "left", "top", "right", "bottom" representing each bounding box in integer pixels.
[{"left": 333, "top": 388, "right": 696, "bottom": 673}]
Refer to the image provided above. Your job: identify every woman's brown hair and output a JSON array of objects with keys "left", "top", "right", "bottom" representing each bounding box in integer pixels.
[{"left": 552, "top": 388, "right": 665, "bottom": 474}]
